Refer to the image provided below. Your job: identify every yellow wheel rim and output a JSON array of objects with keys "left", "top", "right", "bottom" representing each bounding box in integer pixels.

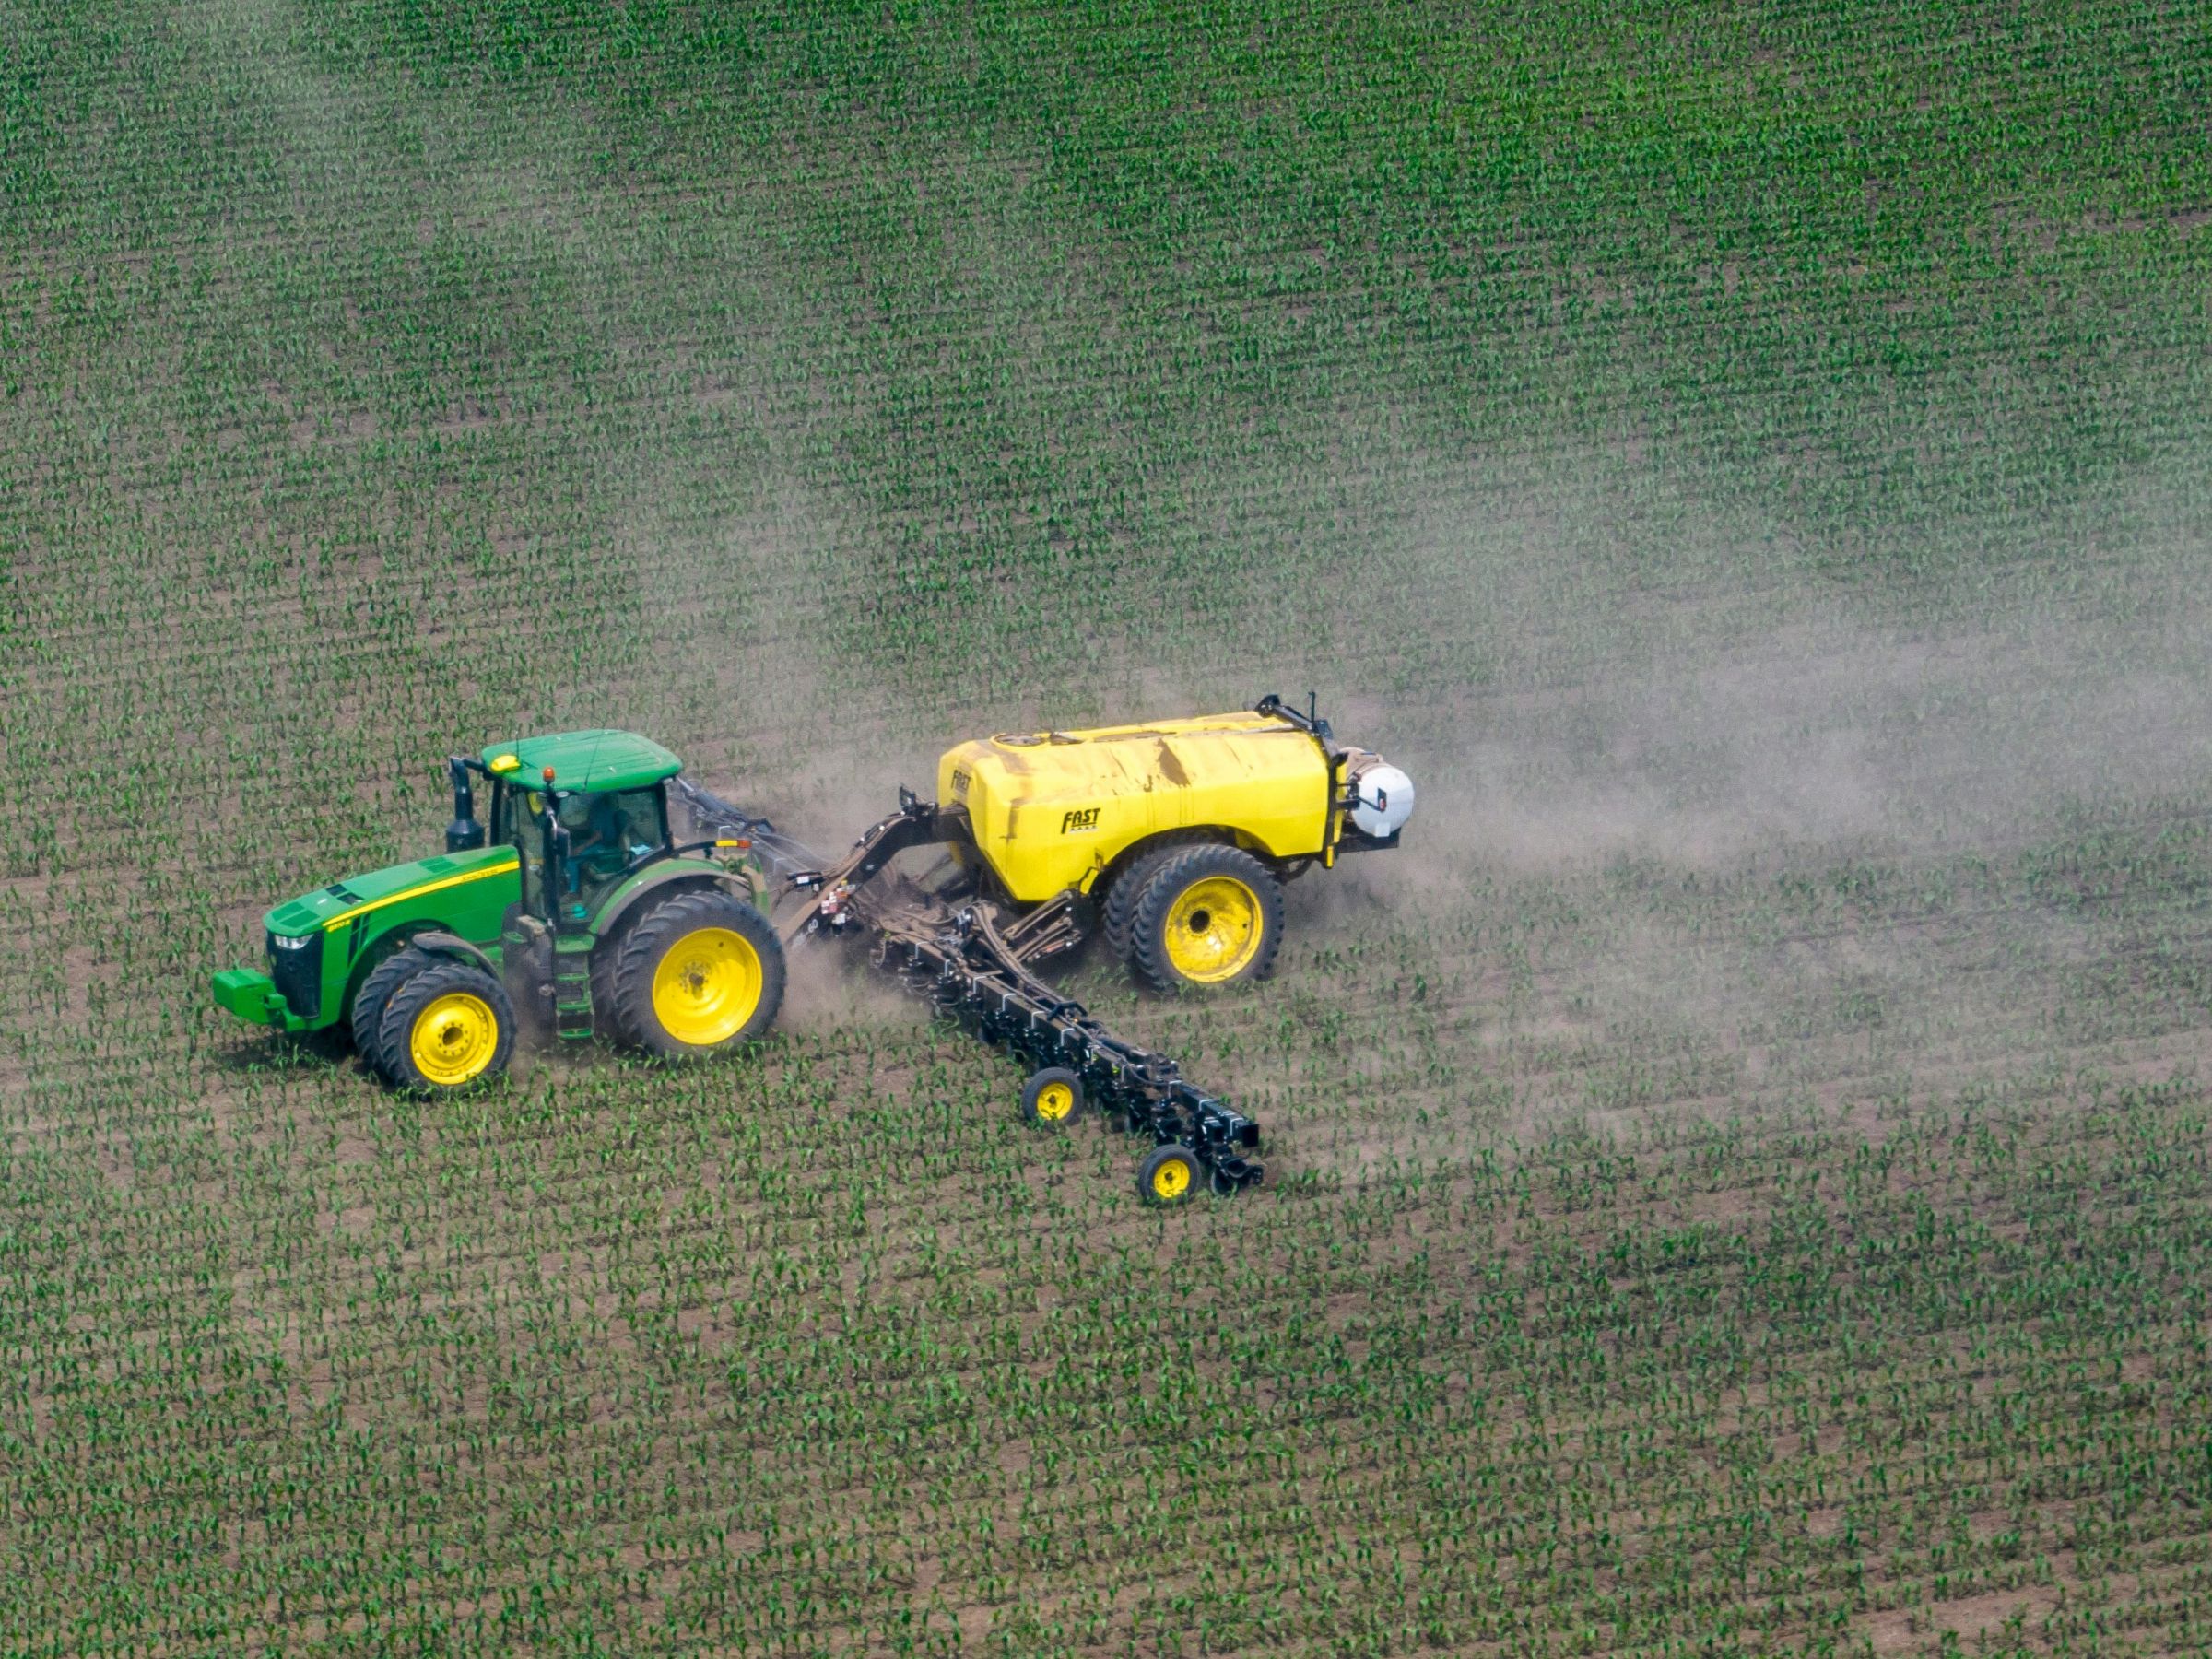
[
  {"left": 652, "top": 926, "right": 764, "bottom": 1047},
  {"left": 409, "top": 993, "right": 500, "bottom": 1087},
  {"left": 1150, "top": 1155, "right": 1193, "bottom": 1202},
  {"left": 1034, "top": 1081, "right": 1076, "bottom": 1123},
  {"left": 1160, "top": 876, "right": 1264, "bottom": 983}
]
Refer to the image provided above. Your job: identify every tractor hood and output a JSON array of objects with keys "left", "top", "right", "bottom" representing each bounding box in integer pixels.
[{"left": 264, "top": 844, "right": 522, "bottom": 939}]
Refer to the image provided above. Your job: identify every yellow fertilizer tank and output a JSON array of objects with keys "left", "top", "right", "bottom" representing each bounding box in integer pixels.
[{"left": 929, "top": 694, "right": 1414, "bottom": 991}]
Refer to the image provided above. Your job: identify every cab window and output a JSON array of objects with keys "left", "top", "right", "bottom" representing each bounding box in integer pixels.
[{"left": 557, "top": 786, "right": 669, "bottom": 909}]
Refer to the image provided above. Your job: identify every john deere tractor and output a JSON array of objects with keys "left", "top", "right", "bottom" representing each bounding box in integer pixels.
[
  {"left": 212, "top": 731, "right": 789, "bottom": 1090},
  {"left": 212, "top": 699, "right": 1413, "bottom": 1199}
]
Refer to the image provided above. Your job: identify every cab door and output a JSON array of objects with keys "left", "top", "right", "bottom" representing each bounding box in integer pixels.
[{"left": 490, "top": 782, "right": 551, "bottom": 919}]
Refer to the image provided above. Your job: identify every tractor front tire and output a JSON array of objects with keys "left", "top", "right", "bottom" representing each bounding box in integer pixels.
[
  {"left": 610, "top": 888, "right": 786, "bottom": 1059},
  {"left": 377, "top": 959, "right": 516, "bottom": 1093},
  {"left": 351, "top": 945, "right": 436, "bottom": 1083},
  {"left": 1130, "top": 844, "right": 1284, "bottom": 994}
]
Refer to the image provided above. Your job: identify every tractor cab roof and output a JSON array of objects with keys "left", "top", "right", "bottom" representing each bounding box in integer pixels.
[{"left": 481, "top": 730, "right": 682, "bottom": 794}]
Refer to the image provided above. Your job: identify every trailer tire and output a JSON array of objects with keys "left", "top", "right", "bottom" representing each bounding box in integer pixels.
[
  {"left": 1137, "top": 1143, "right": 1200, "bottom": 1206},
  {"left": 1130, "top": 844, "right": 1283, "bottom": 993},
  {"left": 1099, "top": 837, "right": 1204, "bottom": 965},
  {"left": 351, "top": 945, "right": 437, "bottom": 1083},
  {"left": 610, "top": 888, "right": 785, "bottom": 1059},
  {"left": 378, "top": 959, "right": 516, "bottom": 1093}
]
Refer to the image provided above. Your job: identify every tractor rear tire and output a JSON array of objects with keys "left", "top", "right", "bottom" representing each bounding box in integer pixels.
[
  {"left": 609, "top": 888, "right": 786, "bottom": 1059},
  {"left": 588, "top": 912, "right": 642, "bottom": 1050},
  {"left": 1130, "top": 844, "right": 1284, "bottom": 994},
  {"left": 377, "top": 959, "right": 517, "bottom": 1093},
  {"left": 350, "top": 945, "right": 436, "bottom": 1084}
]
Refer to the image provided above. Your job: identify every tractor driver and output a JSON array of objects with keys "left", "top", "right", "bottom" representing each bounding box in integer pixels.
[{"left": 561, "top": 793, "right": 641, "bottom": 901}]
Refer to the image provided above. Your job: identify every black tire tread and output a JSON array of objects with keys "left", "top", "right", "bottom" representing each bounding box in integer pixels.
[
  {"left": 590, "top": 912, "right": 644, "bottom": 1049},
  {"left": 350, "top": 945, "right": 436, "bottom": 1083},
  {"left": 1099, "top": 834, "right": 1210, "bottom": 964},
  {"left": 1130, "top": 843, "right": 1285, "bottom": 994}
]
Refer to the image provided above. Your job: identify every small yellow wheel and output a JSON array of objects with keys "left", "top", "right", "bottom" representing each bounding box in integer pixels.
[
  {"left": 1137, "top": 1143, "right": 1199, "bottom": 1206},
  {"left": 1022, "top": 1066, "right": 1086, "bottom": 1128}
]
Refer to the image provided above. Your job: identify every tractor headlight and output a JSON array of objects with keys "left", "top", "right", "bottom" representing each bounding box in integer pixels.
[{"left": 271, "top": 932, "right": 316, "bottom": 949}]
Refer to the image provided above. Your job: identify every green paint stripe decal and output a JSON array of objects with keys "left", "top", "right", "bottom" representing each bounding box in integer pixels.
[{"left": 321, "top": 858, "right": 519, "bottom": 932}]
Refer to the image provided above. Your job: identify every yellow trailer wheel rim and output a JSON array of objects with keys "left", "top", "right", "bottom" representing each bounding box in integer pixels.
[
  {"left": 1034, "top": 1080, "right": 1077, "bottom": 1122},
  {"left": 1150, "top": 1154, "right": 1193, "bottom": 1202},
  {"left": 1161, "top": 876, "right": 1264, "bottom": 983},
  {"left": 652, "top": 927, "right": 763, "bottom": 1047},
  {"left": 409, "top": 993, "right": 500, "bottom": 1087}
]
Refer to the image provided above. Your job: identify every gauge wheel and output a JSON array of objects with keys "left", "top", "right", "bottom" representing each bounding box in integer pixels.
[
  {"left": 1022, "top": 1066, "right": 1086, "bottom": 1128},
  {"left": 378, "top": 959, "right": 516, "bottom": 1093},
  {"left": 1137, "top": 1143, "right": 1200, "bottom": 1206},
  {"left": 1130, "top": 843, "right": 1284, "bottom": 993}
]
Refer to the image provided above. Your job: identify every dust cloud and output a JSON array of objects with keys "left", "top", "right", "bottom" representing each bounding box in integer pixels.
[
  {"left": 1259, "top": 443, "right": 2212, "bottom": 1138},
  {"left": 1335, "top": 447, "right": 2212, "bottom": 887}
]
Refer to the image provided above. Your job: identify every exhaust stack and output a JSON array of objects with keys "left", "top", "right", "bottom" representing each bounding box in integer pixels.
[{"left": 445, "top": 757, "right": 486, "bottom": 852}]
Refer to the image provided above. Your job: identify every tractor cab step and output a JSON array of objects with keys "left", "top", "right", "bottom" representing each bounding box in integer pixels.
[{"left": 550, "top": 932, "right": 594, "bottom": 1037}]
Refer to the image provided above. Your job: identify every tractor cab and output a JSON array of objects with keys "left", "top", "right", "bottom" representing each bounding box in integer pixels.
[
  {"left": 487, "top": 778, "right": 671, "bottom": 920},
  {"left": 476, "top": 731, "right": 683, "bottom": 924}
]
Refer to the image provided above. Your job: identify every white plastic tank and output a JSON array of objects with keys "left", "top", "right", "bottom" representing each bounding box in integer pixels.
[{"left": 1344, "top": 751, "right": 1415, "bottom": 839}]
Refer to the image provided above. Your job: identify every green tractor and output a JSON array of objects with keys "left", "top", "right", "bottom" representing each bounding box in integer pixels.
[{"left": 213, "top": 732, "right": 785, "bottom": 1090}]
